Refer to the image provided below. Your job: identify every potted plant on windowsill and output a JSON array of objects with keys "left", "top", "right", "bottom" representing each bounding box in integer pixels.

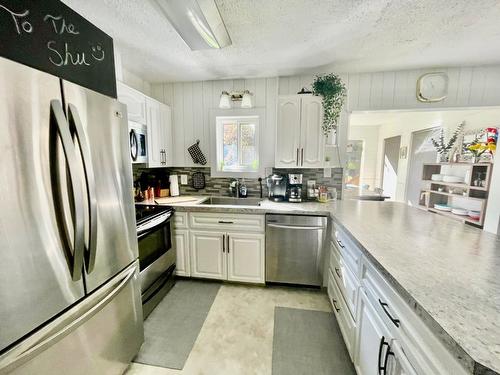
[{"left": 312, "top": 74, "right": 347, "bottom": 136}]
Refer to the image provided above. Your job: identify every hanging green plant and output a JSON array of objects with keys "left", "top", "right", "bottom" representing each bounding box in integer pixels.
[{"left": 312, "top": 73, "right": 347, "bottom": 135}]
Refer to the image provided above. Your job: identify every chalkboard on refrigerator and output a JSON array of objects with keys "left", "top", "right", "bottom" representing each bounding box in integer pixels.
[{"left": 0, "top": 0, "right": 116, "bottom": 98}]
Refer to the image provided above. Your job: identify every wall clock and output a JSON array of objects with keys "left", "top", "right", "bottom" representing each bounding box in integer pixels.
[{"left": 416, "top": 72, "right": 448, "bottom": 102}]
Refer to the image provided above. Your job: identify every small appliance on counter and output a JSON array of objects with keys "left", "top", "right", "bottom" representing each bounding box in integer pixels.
[
  {"left": 307, "top": 180, "right": 319, "bottom": 200},
  {"left": 266, "top": 174, "right": 287, "bottom": 202},
  {"left": 287, "top": 173, "right": 303, "bottom": 202}
]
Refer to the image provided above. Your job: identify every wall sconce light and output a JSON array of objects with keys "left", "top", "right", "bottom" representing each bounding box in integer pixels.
[
  {"left": 219, "top": 90, "right": 254, "bottom": 109},
  {"left": 219, "top": 91, "right": 231, "bottom": 109}
]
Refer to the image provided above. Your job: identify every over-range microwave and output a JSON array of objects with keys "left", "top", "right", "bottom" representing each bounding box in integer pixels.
[{"left": 129, "top": 121, "right": 148, "bottom": 164}]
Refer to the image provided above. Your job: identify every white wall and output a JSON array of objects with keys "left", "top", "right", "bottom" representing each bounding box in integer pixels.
[
  {"left": 349, "top": 125, "right": 380, "bottom": 189},
  {"left": 150, "top": 78, "right": 278, "bottom": 171}
]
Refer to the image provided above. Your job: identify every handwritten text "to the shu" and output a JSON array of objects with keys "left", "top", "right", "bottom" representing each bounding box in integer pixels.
[{"left": 0, "top": 3, "right": 106, "bottom": 67}]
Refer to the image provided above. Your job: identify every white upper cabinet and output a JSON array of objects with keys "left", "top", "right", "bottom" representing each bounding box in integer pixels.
[
  {"left": 275, "top": 95, "right": 325, "bottom": 168},
  {"left": 300, "top": 95, "right": 325, "bottom": 167},
  {"left": 117, "top": 81, "right": 147, "bottom": 124},
  {"left": 117, "top": 81, "right": 172, "bottom": 168},
  {"left": 146, "top": 98, "right": 172, "bottom": 168},
  {"left": 276, "top": 96, "right": 301, "bottom": 167}
]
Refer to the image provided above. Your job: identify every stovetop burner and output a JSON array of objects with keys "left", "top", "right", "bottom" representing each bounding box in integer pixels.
[{"left": 135, "top": 204, "right": 174, "bottom": 225}]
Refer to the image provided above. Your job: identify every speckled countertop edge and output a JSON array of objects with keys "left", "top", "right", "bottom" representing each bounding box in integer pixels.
[{"left": 148, "top": 197, "right": 499, "bottom": 374}]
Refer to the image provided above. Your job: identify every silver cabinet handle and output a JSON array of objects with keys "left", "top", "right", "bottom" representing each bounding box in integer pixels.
[
  {"left": 49, "top": 100, "right": 85, "bottom": 281},
  {"left": 68, "top": 104, "right": 98, "bottom": 274},
  {"left": 301, "top": 148, "right": 304, "bottom": 166},
  {"left": 222, "top": 234, "right": 225, "bottom": 253}
]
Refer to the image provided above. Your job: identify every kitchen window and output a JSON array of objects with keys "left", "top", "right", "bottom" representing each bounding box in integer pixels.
[{"left": 215, "top": 115, "right": 260, "bottom": 174}]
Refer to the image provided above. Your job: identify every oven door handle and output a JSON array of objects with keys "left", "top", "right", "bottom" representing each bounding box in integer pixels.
[{"left": 137, "top": 212, "right": 173, "bottom": 237}]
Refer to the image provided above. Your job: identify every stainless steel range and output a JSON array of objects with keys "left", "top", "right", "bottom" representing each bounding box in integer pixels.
[{"left": 135, "top": 205, "right": 176, "bottom": 318}]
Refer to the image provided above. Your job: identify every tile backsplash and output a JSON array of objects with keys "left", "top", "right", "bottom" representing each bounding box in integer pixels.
[{"left": 133, "top": 166, "right": 343, "bottom": 199}]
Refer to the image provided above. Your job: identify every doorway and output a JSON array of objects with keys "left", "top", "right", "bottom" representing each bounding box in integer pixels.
[
  {"left": 406, "top": 128, "right": 439, "bottom": 206},
  {"left": 381, "top": 136, "right": 401, "bottom": 201}
]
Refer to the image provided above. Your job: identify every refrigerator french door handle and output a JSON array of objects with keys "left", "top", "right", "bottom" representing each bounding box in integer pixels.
[
  {"left": 68, "top": 104, "right": 98, "bottom": 274},
  {"left": 49, "top": 100, "right": 85, "bottom": 281},
  {"left": 0, "top": 262, "right": 138, "bottom": 372}
]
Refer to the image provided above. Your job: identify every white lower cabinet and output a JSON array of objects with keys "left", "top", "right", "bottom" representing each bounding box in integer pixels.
[
  {"left": 354, "top": 288, "right": 390, "bottom": 375},
  {"left": 188, "top": 225, "right": 265, "bottom": 284},
  {"left": 190, "top": 231, "right": 226, "bottom": 280},
  {"left": 227, "top": 232, "right": 265, "bottom": 283},
  {"left": 173, "top": 229, "right": 190, "bottom": 277}
]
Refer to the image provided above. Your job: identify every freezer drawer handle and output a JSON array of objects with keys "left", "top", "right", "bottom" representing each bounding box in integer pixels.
[
  {"left": 379, "top": 299, "right": 401, "bottom": 327},
  {"left": 49, "top": 100, "right": 85, "bottom": 281},
  {"left": 267, "top": 223, "right": 325, "bottom": 230},
  {"left": 68, "top": 104, "right": 98, "bottom": 274},
  {"left": 0, "top": 263, "right": 137, "bottom": 372}
]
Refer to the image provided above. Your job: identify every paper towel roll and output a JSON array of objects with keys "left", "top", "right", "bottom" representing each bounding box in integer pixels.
[{"left": 169, "top": 175, "right": 180, "bottom": 197}]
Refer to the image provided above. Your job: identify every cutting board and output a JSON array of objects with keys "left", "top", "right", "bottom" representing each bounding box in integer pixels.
[{"left": 155, "top": 196, "right": 200, "bottom": 204}]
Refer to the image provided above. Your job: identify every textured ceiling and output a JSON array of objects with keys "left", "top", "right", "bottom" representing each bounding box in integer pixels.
[{"left": 62, "top": 0, "right": 500, "bottom": 83}]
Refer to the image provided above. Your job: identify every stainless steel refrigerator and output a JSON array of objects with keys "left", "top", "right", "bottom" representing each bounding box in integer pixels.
[{"left": 0, "top": 54, "right": 143, "bottom": 374}]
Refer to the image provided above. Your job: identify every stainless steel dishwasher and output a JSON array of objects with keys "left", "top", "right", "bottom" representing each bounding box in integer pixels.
[{"left": 266, "top": 214, "right": 327, "bottom": 286}]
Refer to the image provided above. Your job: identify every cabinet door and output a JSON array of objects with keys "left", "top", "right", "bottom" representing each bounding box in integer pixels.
[
  {"left": 117, "top": 81, "right": 147, "bottom": 124},
  {"left": 190, "top": 231, "right": 226, "bottom": 280},
  {"left": 300, "top": 95, "right": 325, "bottom": 167},
  {"left": 146, "top": 98, "right": 163, "bottom": 167},
  {"left": 354, "top": 288, "right": 390, "bottom": 375},
  {"left": 227, "top": 232, "right": 265, "bottom": 284},
  {"left": 276, "top": 96, "right": 301, "bottom": 167},
  {"left": 159, "top": 103, "right": 172, "bottom": 166},
  {"left": 173, "top": 229, "right": 190, "bottom": 277}
]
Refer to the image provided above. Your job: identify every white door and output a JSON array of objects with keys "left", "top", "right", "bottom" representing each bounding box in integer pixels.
[
  {"left": 381, "top": 136, "right": 401, "bottom": 201},
  {"left": 276, "top": 96, "right": 301, "bottom": 167},
  {"left": 190, "top": 231, "right": 226, "bottom": 280},
  {"left": 300, "top": 95, "right": 325, "bottom": 167},
  {"left": 173, "top": 229, "right": 190, "bottom": 277},
  {"left": 159, "top": 103, "right": 172, "bottom": 166},
  {"left": 117, "top": 81, "right": 147, "bottom": 124},
  {"left": 354, "top": 288, "right": 391, "bottom": 375},
  {"left": 226, "top": 232, "right": 265, "bottom": 284}
]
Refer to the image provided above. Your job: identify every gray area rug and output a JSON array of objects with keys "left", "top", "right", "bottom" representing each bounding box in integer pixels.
[
  {"left": 134, "top": 280, "right": 220, "bottom": 370},
  {"left": 272, "top": 307, "right": 356, "bottom": 375}
]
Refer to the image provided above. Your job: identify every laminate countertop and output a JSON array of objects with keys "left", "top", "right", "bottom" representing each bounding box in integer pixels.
[{"left": 152, "top": 197, "right": 500, "bottom": 374}]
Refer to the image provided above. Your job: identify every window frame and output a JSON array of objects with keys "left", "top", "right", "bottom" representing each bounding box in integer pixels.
[{"left": 210, "top": 109, "right": 265, "bottom": 178}]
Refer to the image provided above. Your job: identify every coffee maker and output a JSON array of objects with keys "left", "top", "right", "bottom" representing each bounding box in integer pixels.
[
  {"left": 287, "top": 174, "right": 303, "bottom": 202},
  {"left": 266, "top": 174, "right": 286, "bottom": 202}
]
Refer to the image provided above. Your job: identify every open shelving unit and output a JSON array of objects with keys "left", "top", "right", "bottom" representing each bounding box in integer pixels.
[{"left": 419, "top": 162, "right": 493, "bottom": 227}]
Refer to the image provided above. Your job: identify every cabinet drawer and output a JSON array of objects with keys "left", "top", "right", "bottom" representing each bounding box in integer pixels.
[
  {"left": 173, "top": 212, "right": 188, "bottom": 229},
  {"left": 333, "top": 226, "right": 362, "bottom": 276},
  {"left": 327, "top": 269, "right": 355, "bottom": 360},
  {"left": 190, "top": 213, "right": 264, "bottom": 232},
  {"left": 329, "top": 243, "right": 359, "bottom": 319}
]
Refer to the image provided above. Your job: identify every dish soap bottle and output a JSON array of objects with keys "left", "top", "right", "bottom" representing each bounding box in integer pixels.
[{"left": 239, "top": 179, "right": 248, "bottom": 198}]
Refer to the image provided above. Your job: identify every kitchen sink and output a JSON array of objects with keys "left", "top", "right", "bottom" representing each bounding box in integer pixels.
[{"left": 199, "top": 197, "right": 262, "bottom": 206}]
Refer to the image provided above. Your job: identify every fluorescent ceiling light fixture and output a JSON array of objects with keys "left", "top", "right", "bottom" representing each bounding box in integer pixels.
[
  {"left": 156, "top": 0, "right": 232, "bottom": 50},
  {"left": 219, "top": 91, "right": 231, "bottom": 109}
]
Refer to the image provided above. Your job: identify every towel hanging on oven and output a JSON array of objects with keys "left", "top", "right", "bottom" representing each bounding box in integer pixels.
[{"left": 187, "top": 139, "right": 207, "bottom": 165}]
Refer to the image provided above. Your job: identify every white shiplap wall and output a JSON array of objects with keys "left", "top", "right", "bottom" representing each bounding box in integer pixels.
[{"left": 151, "top": 78, "right": 278, "bottom": 169}]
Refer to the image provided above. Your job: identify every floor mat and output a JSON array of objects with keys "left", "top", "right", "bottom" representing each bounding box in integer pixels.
[
  {"left": 272, "top": 306, "right": 356, "bottom": 375},
  {"left": 134, "top": 279, "right": 220, "bottom": 370}
]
